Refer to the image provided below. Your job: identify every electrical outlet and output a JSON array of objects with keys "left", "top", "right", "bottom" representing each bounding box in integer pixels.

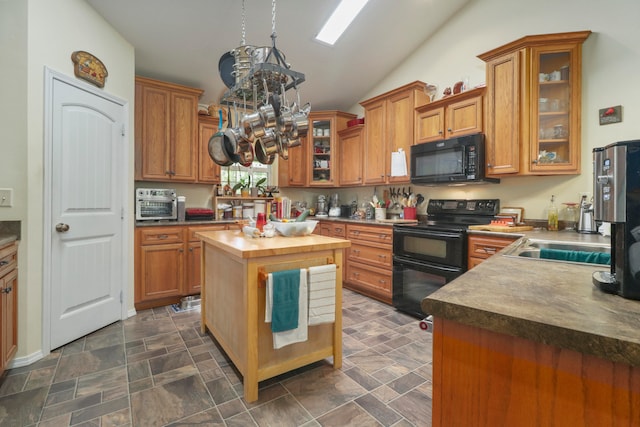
[{"left": 0, "top": 188, "right": 13, "bottom": 207}]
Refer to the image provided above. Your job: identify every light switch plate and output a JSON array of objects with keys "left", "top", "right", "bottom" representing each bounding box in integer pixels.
[{"left": 0, "top": 188, "right": 13, "bottom": 207}]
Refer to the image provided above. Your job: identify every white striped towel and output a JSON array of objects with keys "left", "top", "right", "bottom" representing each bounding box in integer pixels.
[{"left": 307, "top": 264, "right": 336, "bottom": 325}]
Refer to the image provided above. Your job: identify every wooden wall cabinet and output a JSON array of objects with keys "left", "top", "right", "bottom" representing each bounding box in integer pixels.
[
  {"left": 135, "top": 224, "right": 228, "bottom": 309},
  {"left": 415, "top": 87, "right": 484, "bottom": 143},
  {"left": 344, "top": 223, "right": 393, "bottom": 304},
  {"left": 338, "top": 125, "right": 365, "bottom": 186},
  {"left": 0, "top": 240, "right": 18, "bottom": 376},
  {"left": 467, "top": 234, "right": 518, "bottom": 270},
  {"left": 278, "top": 111, "right": 355, "bottom": 188},
  {"left": 360, "top": 81, "right": 429, "bottom": 185},
  {"left": 135, "top": 76, "right": 203, "bottom": 182},
  {"left": 478, "top": 31, "right": 591, "bottom": 176},
  {"left": 197, "top": 115, "right": 221, "bottom": 183}
]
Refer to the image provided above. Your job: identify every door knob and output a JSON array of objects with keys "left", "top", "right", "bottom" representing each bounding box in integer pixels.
[{"left": 55, "top": 223, "right": 70, "bottom": 232}]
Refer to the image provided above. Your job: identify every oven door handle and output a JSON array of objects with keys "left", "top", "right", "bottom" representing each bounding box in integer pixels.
[
  {"left": 393, "top": 255, "right": 463, "bottom": 274},
  {"left": 395, "top": 228, "right": 463, "bottom": 240}
]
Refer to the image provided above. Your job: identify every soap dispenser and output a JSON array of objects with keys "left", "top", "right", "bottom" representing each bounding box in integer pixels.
[{"left": 547, "top": 195, "right": 558, "bottom": 231}]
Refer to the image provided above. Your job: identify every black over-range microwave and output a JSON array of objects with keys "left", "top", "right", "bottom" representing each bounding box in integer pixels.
[{"left": 410, "top": 133, "right": 499, "bottom": 185}]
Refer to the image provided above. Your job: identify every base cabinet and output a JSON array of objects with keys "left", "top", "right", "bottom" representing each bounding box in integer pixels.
[
  {"left": 432, "top": 318, "right": 640, "bottom": 426},
  {"left": 344, "top": 224, "right": 393, "bottom": 304},
  {"left": 0, "top": 241, "right": 18, "bottom": 376},
  {"left": 467, "top": 234, "right": 518, "bottom": 269},
  {"left": 135, "top": 224, "right": 228, "bottom": 309}
]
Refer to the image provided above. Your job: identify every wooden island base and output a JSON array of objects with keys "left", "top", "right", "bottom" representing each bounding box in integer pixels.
[{"left": 197, "top": 230, "right": 350, "bottom": 402}]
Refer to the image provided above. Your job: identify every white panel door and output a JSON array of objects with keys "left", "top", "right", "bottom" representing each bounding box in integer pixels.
[{"left": 49, "top": 76, "right": 125, "bottom": 349}]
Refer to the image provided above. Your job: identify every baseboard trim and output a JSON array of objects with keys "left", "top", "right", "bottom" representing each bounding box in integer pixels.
[{"left": 8, "top": 350, "right": 45, "bottom": 369}]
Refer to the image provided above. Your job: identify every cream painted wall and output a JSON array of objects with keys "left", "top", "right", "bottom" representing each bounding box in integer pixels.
[
  {"left": 2, "top": 0, "right": 135, "bottom": 363},
  {"left": 339, "top": 0, "right": 640, "bottom": 220}
]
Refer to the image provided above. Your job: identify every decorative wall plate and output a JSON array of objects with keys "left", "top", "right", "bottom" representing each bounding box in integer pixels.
[{"left": 71, "top": 50, "right": 108, "bottom": 88}]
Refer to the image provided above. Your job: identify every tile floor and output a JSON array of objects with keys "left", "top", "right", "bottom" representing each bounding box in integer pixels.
[{"left": 0, "top": 289, "right": 433, "bottom": 426}]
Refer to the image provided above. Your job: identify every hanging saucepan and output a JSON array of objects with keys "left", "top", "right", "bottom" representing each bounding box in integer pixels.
[
  {"left": 222, "top": 107, "right": 243, "bottom": 164},
  {"left": 255, "top": 138, "right": 276, "bottom": 165},
  {"left": 277, "top": 133, "right": 289, "bottom": 160},
  {"left": 291, "top": 109, "right": 309, "bottom": 138},
  {"left": 278, "top": 108, "right": 294, "bottom": 134},
  {"left": 259, "top": 103, "right": 277, "bottom": 129},
  {"left": 208, "top": 110, "right": 234, "bottom": 166},
  {"left": 240, "top": 110, "right": 265, "bottom": 141},
  {"left": 218, "top": 51, "right": 235, "bottom": 89},
  {"left": 257, "top": 128, "right": 278, "bottom": 156}
]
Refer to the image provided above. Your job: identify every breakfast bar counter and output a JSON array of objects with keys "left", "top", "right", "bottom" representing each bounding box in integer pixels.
[
  {"left": 196, "top": 230, "right": 351, "bottom": 402},
  {"left": 422, "top": 231, "right": 640, "bottom": 426}
]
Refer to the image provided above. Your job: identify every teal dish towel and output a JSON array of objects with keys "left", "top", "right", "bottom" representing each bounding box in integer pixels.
[
  {"left": 539, "top": 248, "right": 611, "bottom": 265},
  {"left": 270, "top": 269, "right": 300, "bottom": 333}
]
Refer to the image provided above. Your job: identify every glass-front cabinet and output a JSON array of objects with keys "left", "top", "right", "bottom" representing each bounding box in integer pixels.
[
  {"left": 479, "top": 31, "right": 590, "bottom": 176},
  {"left": 531, "top": 46, "right": 580, "bottom": 173},
  {"left": 307, "top": 111, "right": 356, "bottom": 187}
]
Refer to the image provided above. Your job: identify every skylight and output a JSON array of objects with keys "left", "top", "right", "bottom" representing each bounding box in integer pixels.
[{"left": 315, "top": 0, "right": 370, "bottom": 46}]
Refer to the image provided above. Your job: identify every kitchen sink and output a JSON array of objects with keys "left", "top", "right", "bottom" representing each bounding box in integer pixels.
[{"left": 502, "top": 238, "right": 611, "bottom": 266}]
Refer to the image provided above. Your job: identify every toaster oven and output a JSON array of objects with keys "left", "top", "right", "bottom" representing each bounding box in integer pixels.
[{"left": 135, "top": 188, "right": 177, "bottom": 221}]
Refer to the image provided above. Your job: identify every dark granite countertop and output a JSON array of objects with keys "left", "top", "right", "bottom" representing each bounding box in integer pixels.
[{"left": 422, "top": 230, "right": 640, "bottom": 367}]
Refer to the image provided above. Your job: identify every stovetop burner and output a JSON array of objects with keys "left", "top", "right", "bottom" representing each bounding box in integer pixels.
[{"left": 398, "top": 199, "right": 500, "bottom": 231}]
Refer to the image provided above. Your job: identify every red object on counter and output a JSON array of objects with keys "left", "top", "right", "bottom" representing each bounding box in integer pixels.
[
  {"left": 256, "top": 213, "right": 266, "bottom": 231},
  {"left": 347, "top": 117, "right": 365, "bottom": 127}
]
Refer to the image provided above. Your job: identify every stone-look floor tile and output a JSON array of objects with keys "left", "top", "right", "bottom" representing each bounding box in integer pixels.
[
  {"left": 388, "top": 388, "right": 432, "bottom": 426},
  {"left": 166, "top": 408, "right": 225, "bottom": 426},
  {"left": 70, "top": 395, "right": 129, "bottom": 425},
  {"left": 40, "top": 392, "right": 102, "bottom": 421},
  {"left": 123, "top": 317, "right": 176, "bottom": 342},
  {"left": 148, "top": 349, "right": 193, "bottom": 376},
  {"left": 24, "top": 365, "right": 57, "bottom": 390},
  {"left": 100, "top": 407, "right": 131, "bottom": 426},
  {"left": 392, "top": 419, "right": 419, "bottom": 427},
  {"left": 250, "top": 394, "right": 312, "bottom": 427},
  {"left": 225, "top": 411, "right": 258, "bottom": 427},
  {"left": 127, "top": 360, "right": 150, "bottom": 383},
  {"left": 153, "top": 364, "right": 200, "bottom": 386},
  {"left": 84, "top": 329, "right": 124, "bottom": 352},
  {"left": 144, "top": 331, "right": 184, "bottom": 351},
  {"left": 128, "top": 377, "right": 153, "bottom": 394},
  {"left": 126, "top": 347, "right": 168, "bottom": 364},
  {"left": 346, "top": 349, "right": 395, "bottom": 374},
  {"left": 216, "top": 397, "right": 247, "bottom": 419},
  {"left": 46, "top": 387, "right": 76, "bottom": 406},
  {"left": 0, "top": 385, "right": 49, "bottom": 426},
  {"left": 206, "top": 376, "right": 238, "bottom": 404},
  {"left": 283, "top": 365, "right": 366, "bottom": 418},
  {"left": 130, "top": 375, "right": 213, "bottom": 426},
  {"left": 36, "top": 413, "right": 72, "bottom": 427},
  {"left": 371, "top": 364, "right": 412, "bottom": 384},
  {"left": 344, "top": 366, "right": 382, "bottom": 391},
  {"left": 316, "top": 401, "right": 380, "bottom": 426},
  {"left": 76, "top": 366, "right": 128, "bottom": 397},
  {"left": 355, "top": 393, "right": 402, "bottom": 426},
  {"left": 371, "top": 384, "right": 401, "bottom": 403},
  {"left": 243, "top": 383, "right": 289, "bottom": 409},
  {"left": 0, "top": 371, "right": 28, "bottom": 396},
  {"left": 54, "top": 344, "right": 126, "bottom": 383}
]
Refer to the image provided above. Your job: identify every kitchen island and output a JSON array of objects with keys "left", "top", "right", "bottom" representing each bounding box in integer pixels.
[
  {"left": 196, "top": 229, "right": 350, "bottom": 402},
  {"left": 423, "top": 230, "right": 640, "bottom": 426}
]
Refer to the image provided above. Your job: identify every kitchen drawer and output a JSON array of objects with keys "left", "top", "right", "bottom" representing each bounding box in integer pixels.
[
  {"left": 188, "top": 224, "right": 227, "bottom": 241},
  {"left": 468, "top": 235, "right": 517, "bottom": 259},
  {"left": 319, "top": 221, "right": 346, "bottom": 238},
  {"left": 0, "top": 241, "right": 18, "bottom": 278},
  {"left": 347, "top": 224, "right": 392, "bottom": 246},
  {"left": 348, "top": 242, "right": 392, "bottom": 269},
  {"left": 345, "top": 261, "right": 392, "bottom": 304},
  {"left": 139, "top": 227, "right": 184, "bottom": 245}
]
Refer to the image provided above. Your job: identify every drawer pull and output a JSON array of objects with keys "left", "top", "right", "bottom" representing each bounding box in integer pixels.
[
  {"left": 1, "top": 286, "right": 11, "bottom": 294},
  {"left": 158, "top": 234, "right": 169, "bottom": 239},
  {"left": 483, "top": 247, "right": 497, "bottom": 254},
  {"left": 0, "top": 260, "right": 8, "bottom": 267}
]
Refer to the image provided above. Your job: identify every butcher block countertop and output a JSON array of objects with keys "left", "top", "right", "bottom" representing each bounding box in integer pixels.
[
  {"left": 196, "top": 230, "right": 351, "bottom": 259},
  {"left": 422, "top": 230, "right": 640, "bottom": 366}
]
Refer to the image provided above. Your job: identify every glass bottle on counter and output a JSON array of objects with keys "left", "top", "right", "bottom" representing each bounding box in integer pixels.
[{"left": 547, "top": 195, "right": 559, "bottom": 231}]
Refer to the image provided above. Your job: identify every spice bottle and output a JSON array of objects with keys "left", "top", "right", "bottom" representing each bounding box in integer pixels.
[{"left": 547, "top": 195, "right": 559, "bottom": 231}]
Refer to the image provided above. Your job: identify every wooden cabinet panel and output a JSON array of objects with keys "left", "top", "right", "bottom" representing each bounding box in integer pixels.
[
  {"left": 139, "top": 227, "right": 183, "bottom": 245},
  {"left": 467, "top": 234, "right": 517, "bottom": 269},
  {"left": 347, "top": 224, "right": 392, "bottom": 246},
  {"left": 415, "top": 87, "right": 484, "bottom": 144},
  {"left": 345, "top": 262, "right": 392, "bottom": 304},
  {"left": 139, "top": 242, "right": 184, "bottom": 299},
  {"left": 479, "top": 31, "right": 590, "bottom": 176},
  {"left": 432, "top": 318, "right": 640, "bottom": 427},
  {"left": 198, "top": 115, "right": 221, "bottom": 183},
  {"left": 0, "top": 241, "right": 18, "bottom": 375},
  {"left": 338, "top": 125, "right": 364, "bottom": 186},
  {"left": 344, "top": 223, "right": 393, "bottom": 304},
  {"left": 348, "top": 242, "right": 392, "bottom": 269},
  {"left": 186, "top": 224, "right": 228, "bottom": 295},
  {"left": 361, "top": 81, "right": 429, "bottom": 184},
  {"left": 135, "top": 76, "right": 203, "bottom": 182}
]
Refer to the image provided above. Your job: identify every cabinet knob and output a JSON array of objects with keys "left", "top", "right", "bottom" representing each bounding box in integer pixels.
[
  {"left": 438, "top": 130, "right": 443, "bottom": 135},
  {"left": 531, "top": 160, "right": 538, "bottom": 164},
  {"left": 1, "top": 286, "right": 11, "bottom": 294},
  {"left": 0, "top": 260, "right": 8, "bottom": 267},
  {"left": 487, "top": 163, "right": 492, "bottom": 168},
  {"left": 447, "top": 128, "right": 452, "bottom": 132}
]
